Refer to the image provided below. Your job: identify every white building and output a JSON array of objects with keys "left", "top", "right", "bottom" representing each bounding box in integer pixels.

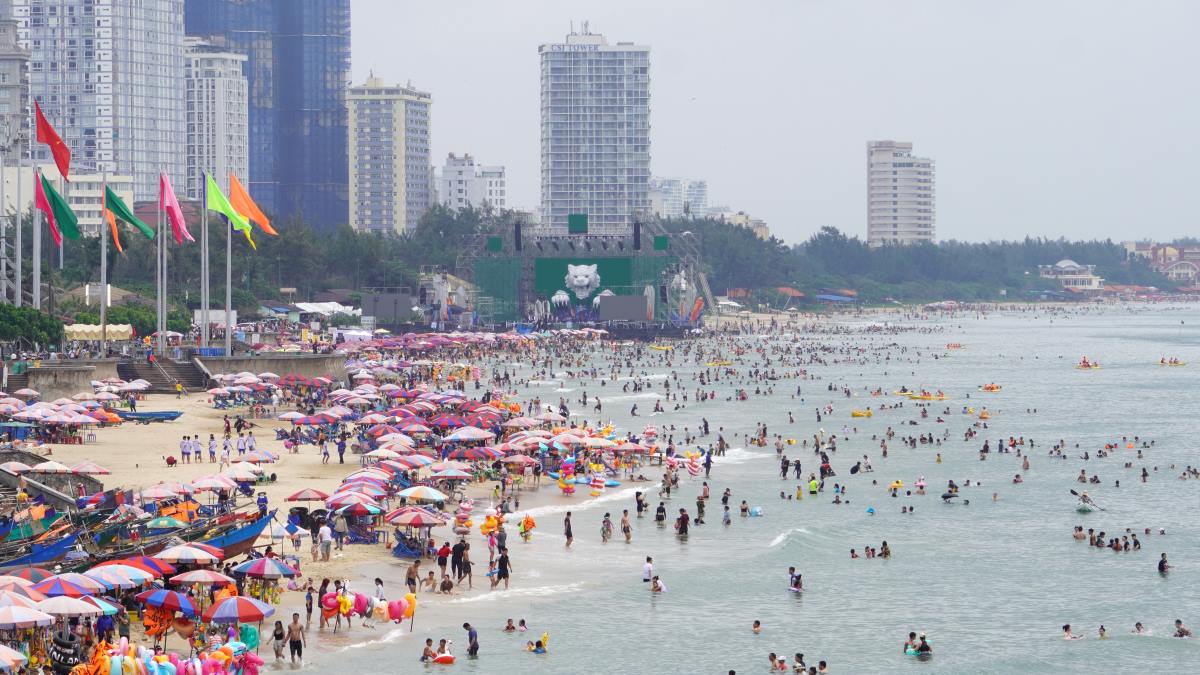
[
  {"left": 706, "top": 206, "right": 770, "bottom": 240},
  {"left": 866, "top": 140, "right": 935, "bottom": 246},
  {"left": 184, "top": 37, "right": 247, "bottom": 200},
  {"left": 1038, "top": 259, "right": 1105, "bottom": 291},
  {"left": 439, "top": 153, "right": 505, "bottom": 211},
  {"left": 0, "top": 0, "right": 26, "bottom": 163},
  {"left": 539, "top": 26, "right": 650, "bottom": 235},
  {"left": 649, "top": 177, "right": 707, "bottom": 218},
  {"left": 347, "top": 75, "right": 432, "bottom": 234},
  {"left": 13, "top": 0, "right": 185, "bottom": 203},
  {"left": 1, "top": 164, "right": 132, "bottom": 237}
]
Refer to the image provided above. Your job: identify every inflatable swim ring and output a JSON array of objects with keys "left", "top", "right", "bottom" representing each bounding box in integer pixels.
[{"left": 432, "top": 654, "right": 455, "bottom": 664}]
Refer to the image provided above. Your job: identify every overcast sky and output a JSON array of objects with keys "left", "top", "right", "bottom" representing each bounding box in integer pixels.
[{"left": 352, "top": 0, "right": 1198, "bottom": 244}]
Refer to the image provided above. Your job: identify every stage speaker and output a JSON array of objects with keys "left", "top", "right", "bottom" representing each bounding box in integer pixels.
[
  {"left": 633, "top": 222, "right": 642, "bottom": 250},
  {"left": 419, "top": 288, "right": 427, "bottom": 304},
  {"left": 514, "top": 222, "right": 522, "bottom": 251},
  {"left": 659, "top": 284, "right": 668, "bottom": 303}
]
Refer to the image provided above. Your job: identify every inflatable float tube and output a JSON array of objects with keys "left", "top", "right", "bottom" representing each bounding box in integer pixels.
[
  {"left": 432, "top": 654, "right": 455, "bottom": 664},
  {"left": 749, "top": 507, "right": 764, "bottom": 517},
  {"left": 851, "top": 410, "right": 872, "bottom": 418},
  {"left": 1075, "top": 365, "right": 1101, "bottom": 370},
  {"left": 605, "top": 480, "right": 621, "bottom": 488}
]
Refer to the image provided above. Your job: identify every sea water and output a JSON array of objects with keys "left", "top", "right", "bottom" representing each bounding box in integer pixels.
[{"left": 304, "top": 307, "right": 1200, "bottom": 674}]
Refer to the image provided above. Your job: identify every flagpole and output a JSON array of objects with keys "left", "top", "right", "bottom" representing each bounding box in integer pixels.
[
  {"left": 99, "top": 173, "right": 107, "bottom": 354},
  {"left": 156, "top": 180, "right": 164, "bottom": 356},
  {"left": 201, "top": 172, "right": 209, "bottom": 349},
  {"left": 224, "top": 203, "right": 232, "bottom": 357},
  {"left": 13, "top": 140, "right": 20, "bottom": 307},
  {"left": 31, "top": 171, "right": 40, "bottom": 310}
]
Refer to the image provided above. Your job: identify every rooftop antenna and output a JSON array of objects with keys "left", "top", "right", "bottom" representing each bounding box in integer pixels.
[
  {"left": 582, "top": 20, "right": 590, "bottom": 34},
  {"left": 570, "top": 20, "right": 574, "bottom": 35}
]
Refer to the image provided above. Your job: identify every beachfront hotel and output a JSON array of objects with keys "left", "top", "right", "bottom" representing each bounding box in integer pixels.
[
  {"left": 539, "top": 25, "right": 651, "bottom": 235},
  {"left": 347, "top": 75, "right": 433, "bottom": 235},
  {"left": 866, "top": 140, "right": 936, "bottom": 246}
]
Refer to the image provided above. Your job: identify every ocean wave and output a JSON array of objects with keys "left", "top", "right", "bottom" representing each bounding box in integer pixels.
[
  {"left": 519, "top": 485, "right": 650, "bottom": 518},
  {"left": 768, "top": 527, "right": 810, "bottom": 548},
  {"left": 716, "top": 447, "right": 771, "bottom": 465},
  {"left": 332, "top": 627, "right": 409, "bottom": 651},
  {"left": 445, "top": 582, "right": 586, "bottom": 604},
  {"left": 594, "top": 392, "right": 662, "bottom": 403}
]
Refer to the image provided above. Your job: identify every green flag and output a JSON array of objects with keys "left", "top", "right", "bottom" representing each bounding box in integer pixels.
[
  {"left": 104, "top": 186, "right": 154, "bottom": 239},
  {"left": 205, "top": 173, "right": 255, "bottom": 250},
  {"left": 38, "top": 173, "right": 80, "bottom": 241}
]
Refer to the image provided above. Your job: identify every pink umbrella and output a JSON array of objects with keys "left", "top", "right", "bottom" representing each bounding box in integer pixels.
[{"left": 169, "top": 570, "right": 234, "bottom": 585}]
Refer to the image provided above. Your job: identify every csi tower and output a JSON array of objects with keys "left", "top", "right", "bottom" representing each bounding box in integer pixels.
[
  {"left": 539, "top": 26, "right": 650, "bottom": 235},
  {"left": 184, "top": 0, "right": 349, "bottom": 229}
]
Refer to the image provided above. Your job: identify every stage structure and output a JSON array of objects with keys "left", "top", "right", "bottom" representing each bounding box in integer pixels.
[{"left": 457, "top": 215, "right": 715, "bottom": 326}]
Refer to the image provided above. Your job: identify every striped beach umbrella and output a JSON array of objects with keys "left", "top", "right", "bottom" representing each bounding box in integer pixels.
[
  {"left": 0, "top": 605, "right": 54, "bottom": 629},
  {"left": 32, "top": 577, "right": 95, "bottom": 598},
  {"left": 134, "top": 589, "right": 197, "bottom": 617},
  {"left": 202, "top": 596, "right": 274, "bottom": 624},
  {"left": 169, "top": 570, "right": 235, "bottom": 586},
  {"left": 231, "top": 558, "right": 300, "bottom": 580},
  {"left": 396, "top": 485, "right": 448, "bottom": 502},
  {"left": 156, "top": 544, "right": 220, "bottom": 565},
  {"left": 97, "top": 556, "right": 175, "bottom": 578},
  {"left": 285, "top": 488, "right": 330, "bottom": 502}
]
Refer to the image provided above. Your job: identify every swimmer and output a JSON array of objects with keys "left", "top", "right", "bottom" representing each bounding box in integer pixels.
[
  {"left": 1131, "top": 622, "right": 1146, "bottom": 634},
  {"left": 503, "top": 619, "right": 516, "bottom": 632},
  {"left": 1174, "top": 620, "right": 1192, "bottom": 638},
  {"left": 752, "top": 620, "right": 762, "bottom": 634},
  {"left": 1062, "top": 624, "right": 1082, "bottom": 640}
]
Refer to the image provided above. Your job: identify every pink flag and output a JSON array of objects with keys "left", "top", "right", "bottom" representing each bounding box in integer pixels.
[
  {"left": 159, "top": 172, "right": 194, "bottom": 244},
  {"left": 33, "top": 170, "right": 63, "bottom": 247}
]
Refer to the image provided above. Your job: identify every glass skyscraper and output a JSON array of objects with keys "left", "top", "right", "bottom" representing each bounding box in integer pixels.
[{"left": 184, "top": 0, "right": 349, "bottom": 229}]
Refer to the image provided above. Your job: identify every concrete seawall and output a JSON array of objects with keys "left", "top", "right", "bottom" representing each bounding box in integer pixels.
[
  {"left": 22, "top": 361, "right": 122, "bottom": 400},
  {"left": 195, "top": 354, "right": 347, "bottom": 384}
]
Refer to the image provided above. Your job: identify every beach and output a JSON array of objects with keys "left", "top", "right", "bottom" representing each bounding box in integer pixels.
[{"left": 17, "top": 303, "right": 1200, "bottom": 674}]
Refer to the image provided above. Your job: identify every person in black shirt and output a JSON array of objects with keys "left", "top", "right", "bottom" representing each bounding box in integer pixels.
[{"left": 495, "top": 547, "right": 512, "bottom": 589}]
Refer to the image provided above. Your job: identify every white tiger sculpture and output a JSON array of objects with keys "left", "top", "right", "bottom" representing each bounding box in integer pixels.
[{"left": 564, "top": 264, "right": 601, "bottom": 300}]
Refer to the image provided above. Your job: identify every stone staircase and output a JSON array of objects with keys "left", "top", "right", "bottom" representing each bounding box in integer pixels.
[
  {"left": 116, "top": 359, "right": 209, "bottom": 394},
  {"left": 3, "top": 370, "right": 29, "bottom": 394}
]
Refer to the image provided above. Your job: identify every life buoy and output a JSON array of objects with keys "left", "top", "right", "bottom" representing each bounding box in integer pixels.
[{"left": 432, "top": 654, "right": 455, "bottom": 664}]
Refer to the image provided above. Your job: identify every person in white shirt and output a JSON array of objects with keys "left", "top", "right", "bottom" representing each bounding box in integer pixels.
[
  {"left": 236, "top": 434, "right": 247, "bottom": 456},
  {"left": 246, "top": 432, "right": 257, "bottom": 452},
  {"left": 643, "top": 556, "right": 653, "bottom": 582},
  {"left": 318, "top": 523, "right": 334, "bottom": 561}
]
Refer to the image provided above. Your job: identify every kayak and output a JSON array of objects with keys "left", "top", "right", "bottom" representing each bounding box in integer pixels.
[{"left": 1076, "top": 502, "right": 1097, "bottom": 513}]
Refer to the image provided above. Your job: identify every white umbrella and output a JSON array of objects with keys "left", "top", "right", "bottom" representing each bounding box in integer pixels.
[{"left": 36, "top": 596, "right": 101, "bottom": 617}]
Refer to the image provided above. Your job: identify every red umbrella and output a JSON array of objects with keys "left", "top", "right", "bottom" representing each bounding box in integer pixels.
[
  {"left": 134, "top": 589, "right": 197, "bottom": 617},
  {"left": 188, "top": 543, "right": 226, "bottom": 560},
  {"left": 96, "top": 557, "right": 175, "bottom": 578},
  {"left": 8, "top": 569, "right": 52, "bottom": 583},
  {"left": 31, "top": 577, "right": 92, "bottom": 598},
  {"left": 286, "top": 488, "right": 330, "bottom": 502}
]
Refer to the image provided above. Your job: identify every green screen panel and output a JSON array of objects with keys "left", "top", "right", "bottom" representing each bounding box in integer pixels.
[
  {"left": 653, "top": 235, "right": 669, "bottom": 251},
  {"left": 485, "top": 236, "right": 503, "bottom": 252},
  {"left": 567, "top": 214, "right": 589, "bottom": 234},
  {"left": 534, "top": 258, "right": 633, "bottom": 298}
]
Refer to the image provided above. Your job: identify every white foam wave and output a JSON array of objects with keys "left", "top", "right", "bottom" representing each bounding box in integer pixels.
[
  {"left": 520, "top": 485, "right": 650, "bottom": 518},
  {"left": 445, "top": 582, "right": 585, "bottom": 604},
  {"left": 596, "top": 392, "right": 662, "bottom": 403},
  {"left": 768, "top": 527, "right": 810, "bottom": 548},
  {"left": 715, "top": 447, "right": 771, "bottom": 465},
  {"left": 333, "top": 627, "right": 408, "bottom": 651}
]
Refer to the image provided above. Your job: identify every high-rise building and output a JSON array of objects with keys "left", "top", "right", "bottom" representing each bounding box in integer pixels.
[
  {"left": 539, "top": 26, "right": 650, "bottom": 235},
  {"left": 0, "top": 0, "right": 26, "bottom": 162},
  {"left": 14, "top": 0, "right": 185, "bottom": 203},
  {"left": 184, "top": 0, "right": 350, "bottom": 229},
  {"left": 649, "top": 177, "right": 707, "bottom": 219},
  {"left": 184, "top": 37, "right": 247, "bottom": 199},
  {"left": 866, "top": 140, "right": 935, "bottom": 246},
  {"left": 347, "top": 75, "right": 431, "bottom": 234},
  {"left": 439, "top": 153, "right": 505, "bottom": 212}
]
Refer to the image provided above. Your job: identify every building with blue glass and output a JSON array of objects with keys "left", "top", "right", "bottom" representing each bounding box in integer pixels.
[{"left": 184, "top": 0, "right": 350, "bottom": 229}]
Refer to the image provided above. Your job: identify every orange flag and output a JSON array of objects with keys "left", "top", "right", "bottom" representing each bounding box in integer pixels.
[
  {"left": 105, "top": 208, "right": 124, "bottom": 253},
  {"left": 229, "top": 173, "right": 276, "bottom": 235}
]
